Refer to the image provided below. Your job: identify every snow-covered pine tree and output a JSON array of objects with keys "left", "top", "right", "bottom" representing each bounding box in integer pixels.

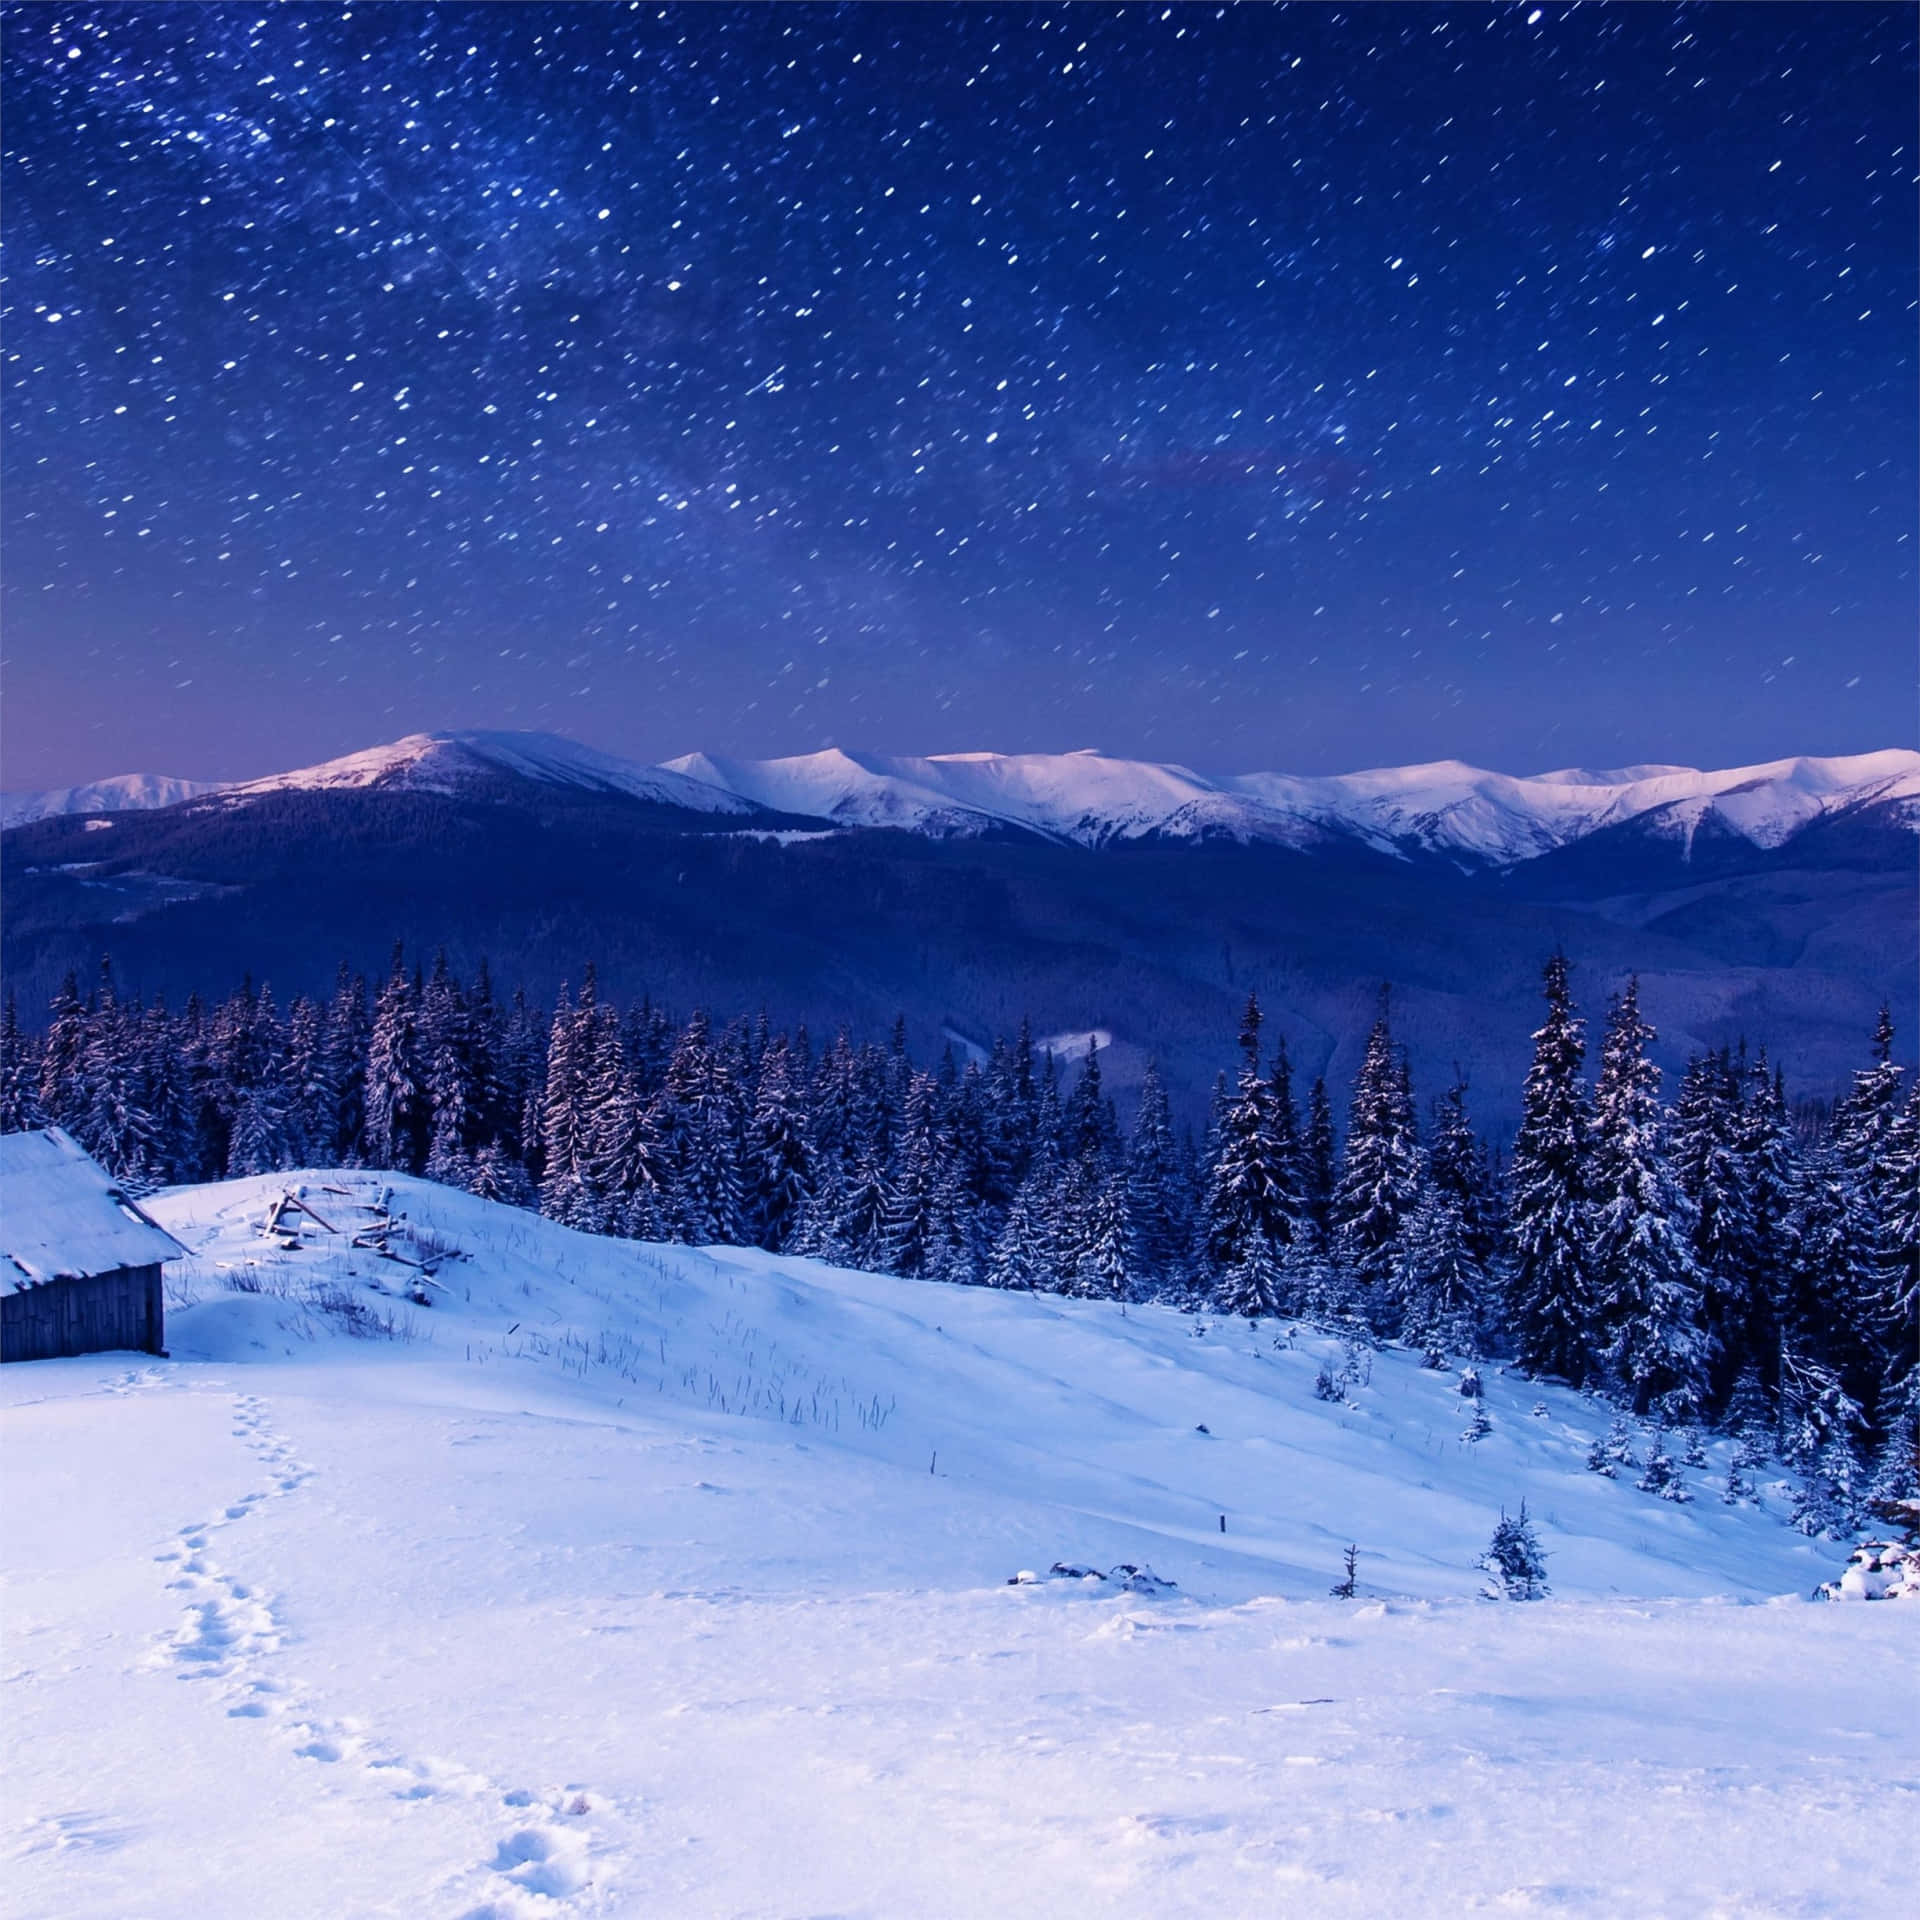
[
  {"left": 496, "top": 987, "right": 546, "bottom": 1179},
  {"left": 281, "top": 995, "right": 327, "bottom": 1168},
  {"left": 537, "top": 986, "right": 598, "bottom": 1229},
  {"left": 1723, "top": 1362, "right": 1774, "bottom": 1449},
  {"left": 1125, "top": 1058, "right": 1186, "bottom": 1294},
  {"left": 1478, "top": 1502, "right": 1549, "bottom": 1599},
  {"left": 1866, "top": 1369, "right": 1920, "bottom": 1516},
  {"left": 1303, "top": 1076, "right": 1336, "bottom": 1245},
  {"left": 1062, "top": 1039, "right": 1121, "bottom": 1177},
  {"left": 1397, "top": 1177, "right": 1484, "bottom": 1359},
  {"left": 1780, "top": 1353, "right": 1867, "bottom": 1538},
  {"left": 1732, "top": 1051, "right": 1794, "bottom": 1402},
  {"left": 1397, "top": 1079, "right": 1493, "bottom": 1357},
  {"left": 1586, "top": 978, "right": 1707, "bottom": 1417},
  {"left": 1834, "top": 1005, "right": 1904, "bottom": 1224},
  {"left": 420, "top": 952, "right": 477, "bottom": 1187},
  {"left": 1879, "top": 1081, "right": 1920, "bottom": 1373},
  {"left": 1781, "top": 1134, "right": 1882, "bottom": 1417},
  {"left": 220, "top": 984, "right": 293, "bottom": 1179},
  {"left": 663, "top": 1008, "right": 747, "bottom": 1247},
  {"left": 878, "top": 1072, "right": 942, "bottom": 1277},
  {"left": 744, "top": 1036, "right": 812, "bottom": 1251},
  {"left": 36, "top": 970, "right": 89, "bottom": 1138},
  {"left": 987, "top": 1139, "right": 1063, "bottom": 1290},
  {"left": 1505, "top": 953, "right": 1595, "bottom": 1385},
  {"left": 584, "top": 1009, "right": 664, "bottom": 1234},
  {"left": 1331, "top": 991, "right": 1420, "bottom": 1322},
  {"left": 1202, "top": 996, "right": 1301, "bottom": 1314},
  {"left": 318, "top": 967, "right": 370, "bottom": 1165},
  {"left": 1074, "top": 1173, "right": 1133, "bottom": 1301},
  {"left": 364, "top": 952, "right": 427, "bottom": 1174},
  {"left": 77, "top": 963, "right": 163, "bottom": 1183},
  {"left": 0, "top": 991, "right": 44, "bottom": 1134},
  {"left": 1586, "top": 1412, "right": 1636, "bottom": 1477},
  {"left": 138, "top": 998, "right": 196, "bottom": 1184},
  {"left": 1669, "top": 1049, "right": 1761, "bottom": 1411}
]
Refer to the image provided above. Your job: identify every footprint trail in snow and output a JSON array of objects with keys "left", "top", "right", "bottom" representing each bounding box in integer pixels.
[{"left": 150, "top": 1390, "right": 623, "bottom": 1916}]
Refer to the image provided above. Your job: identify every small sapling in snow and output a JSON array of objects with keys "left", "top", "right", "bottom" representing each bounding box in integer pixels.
[
  {"left": 1330, "top": 1543, "right": 1361, "bottom": 1599},
  {"left": 1478, "top": 1501, "right": 1549, "bottom": 1600}
]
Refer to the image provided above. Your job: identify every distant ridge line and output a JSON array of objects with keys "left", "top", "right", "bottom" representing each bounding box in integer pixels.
[{"left": 5, "top": 729, "right": 1915, "bottom": 868}]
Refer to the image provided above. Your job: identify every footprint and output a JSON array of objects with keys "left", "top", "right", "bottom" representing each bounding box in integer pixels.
[{"left": 489, "top": 1826, "right": 589, "bottom": 1898}]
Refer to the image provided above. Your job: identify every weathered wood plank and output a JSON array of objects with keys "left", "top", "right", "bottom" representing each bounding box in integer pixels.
[{"left": 0, "top": 1264, "right": 164, "bottom": 1363}]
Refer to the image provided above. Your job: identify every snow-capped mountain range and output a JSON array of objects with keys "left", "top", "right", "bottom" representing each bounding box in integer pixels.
[{"left": 5, "top": 729, "right": 1916, "bottom": 868}]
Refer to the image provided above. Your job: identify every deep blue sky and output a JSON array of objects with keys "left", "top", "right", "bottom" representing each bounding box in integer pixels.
[{"left": 3, "top": 2, "right": 1914, "bottom": 788}]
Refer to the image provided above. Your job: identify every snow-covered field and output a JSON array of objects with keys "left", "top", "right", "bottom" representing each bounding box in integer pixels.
[{"left": 5, "top": 1174, "right": 1915, "bottom": 1917}]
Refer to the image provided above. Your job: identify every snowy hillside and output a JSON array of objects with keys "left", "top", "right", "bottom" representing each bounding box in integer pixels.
[
  {"left": 10, "top": 732, "right": 1915, "bottom": 866},
  {"left": 0, "top": 771, "right": 228, "bottom": 829},
  {"left": 7, "top": 1172, "right": 1913, "bottom": 1918}
]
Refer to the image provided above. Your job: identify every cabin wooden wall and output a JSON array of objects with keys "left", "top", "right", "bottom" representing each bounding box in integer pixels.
[{"left": 0, "top": 1265, "right": 164, "bottom": 1362}]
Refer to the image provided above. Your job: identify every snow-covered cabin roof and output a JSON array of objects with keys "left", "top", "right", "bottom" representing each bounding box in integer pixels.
[{"left": 0, "top": 1127, "right": 185, "bottom": 1289}]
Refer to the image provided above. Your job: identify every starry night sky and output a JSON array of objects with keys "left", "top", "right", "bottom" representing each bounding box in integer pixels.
[{"left": 4, "top": 2, "right": 1914, "bottom": 788}]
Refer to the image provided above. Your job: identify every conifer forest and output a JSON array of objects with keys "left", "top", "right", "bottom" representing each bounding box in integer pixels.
[{"left": 7, "top": 948, "right": 1914, "bottom": 1531}]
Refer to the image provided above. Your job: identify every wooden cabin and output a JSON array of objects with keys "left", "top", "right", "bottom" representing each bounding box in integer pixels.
[{"left": 0, "top": 1127, "right": 185, "bottom": 1363}]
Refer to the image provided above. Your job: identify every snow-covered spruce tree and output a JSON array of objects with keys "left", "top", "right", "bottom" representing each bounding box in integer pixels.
[
  {"left": 987, "top": 1140, "right": 1063, "bottom": 1290},
  {"left": 1780, "top": 1353, "right": 1867, "bottom": 1538},
  {"left": 1865, "top": 1369, "right": 1920, "bottom": 1517},
  {"left": 420, "top": 953, "right": 478, "bottom": 1187},
  {"left": 219, "top": 984, "right": 293, "bottom": 1180},
  {"left": 1668, "top": 1048, "right": 1761, "bottom": 1412},
  {"left": 1878, "top": 1081, "right": 1920, "bottom": 1375},
  {"left": 1062, "top": 1039, "right": 1122, "bottom": 1178},
  {"left": 744, "top": 1036, "right": 812, "bottom": 1252},
  {"left": 1331, "top": 992, "right": 1420, "bottom": 1323},
  {"left": 1075, "top": 1167, "right": 1128, "bottom": 1305},
  {"left": 1303, "top": 1076, "right": 1337, "bottom": 1246},
  {"left": 878, "top": 1071, "right": 942, "bottom": 1277},
  {"left": 138, "top": 998, "right": 197, "bottom": 1185},
  {"left": 35, "top": 970, "right": 90, "bottom": 1138},
  {"left": 534, "top": 986, "right": 585, "bottom": 1226},
  {"left": 364, "top": 951, "right": 428, "bottom": 1174},
  {"left": 1202, "top": 997, "right": 1303, "bottom": 1316},
  {"left": 1478, "top": 1502, "right": 1549, "bottom": 1600},
  {"left": 1830, "top": 1007, "right": 1909, "bottom": 1391},
  {"left": 665, "top": 1009, "right": 747, "bottom": 1247},
  {"left": 318, "top": 966, "right": 371, "bottom": 1165},
  {"left": 1397, "top": 1079, "right": 1494, "bottom": 1357},
  {"left": 1781, "top": 1134, "right": 1883, "bottom": 1419},
  {"left": 1586, "top": 978, "right": 1707, "bottom": 1418},
  {"left": 1125, "top": 1058, "right": 1188, "bottom": 1294},
  {"left": 0, "top": 991, "right": 43, "bottom": 1135},
  {"left": 76, "top": 965, "right": 162, "bottom": 1184},
  {"left": 586, "top": 1013, "right": 666, "bottom": 1235},
  {"left": 1731, "top": 1051, "right": 1795, "bottom": 1404},
  {"left": 1505, "top": 953, "right": 1596, "bottom": 1385},
  {"left": 282, "top": 995, "right": 328, "bottom": 1168},
  {"left": 1586, "top": 1412, "right": 1636, "bottom": 1478}
]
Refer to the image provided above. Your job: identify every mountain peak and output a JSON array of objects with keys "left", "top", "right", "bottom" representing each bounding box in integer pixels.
[{"left": 6, "top": 735, "right": 1914, "bottom": 866}]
